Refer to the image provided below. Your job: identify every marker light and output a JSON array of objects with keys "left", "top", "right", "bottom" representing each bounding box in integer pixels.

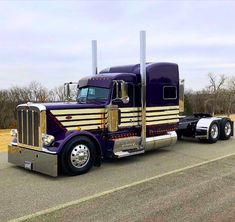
[
  {"left": 42, "top": 134, "right": 55, "bottom": 146},
  {"left": 10, "top": 129, "right": 18, "bottom": 137}
]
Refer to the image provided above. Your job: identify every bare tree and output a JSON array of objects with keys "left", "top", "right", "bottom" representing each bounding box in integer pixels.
[
  {"left": 28, "top": 81, "right": 49, "bottom": 102},
  {"left": 224, "top": 77, "right": 235, "bottom": 114},
  {"left": 207, "top": 73, "right": 226, "bottom": 115},
  {"left": 49, "top": 85, "right": 65, "bottom": 102}
]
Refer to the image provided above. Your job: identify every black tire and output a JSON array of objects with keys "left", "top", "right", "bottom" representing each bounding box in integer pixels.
[
  {"left": 219, "top": 118, "right": 232, "bottom": 140},
  {"left": 60, "top": 136, "right": 97, "bottom": 176},
  {"left": 176, "top": 131, "right": 183, "bottom": 140},
  {"left": 207, "top": 121, "right": 219, "bottom": 143}
]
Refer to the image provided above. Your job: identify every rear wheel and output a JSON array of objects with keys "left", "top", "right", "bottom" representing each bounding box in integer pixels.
[
  {"left": 207, "top": 122, "right": 219, "bottom": 143},
  {"left": 220, "top": 119, "right": 232, "bottom": 140},
  {"left": 176, "top": 131, "right": 183, "bottom": 140},
  {"left": 60, "top": 136, "right": 97, "bottom": 176}
]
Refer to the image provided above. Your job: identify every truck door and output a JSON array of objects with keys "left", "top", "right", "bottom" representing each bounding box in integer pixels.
[{"left": 109, "top": 81, "right": 141, "bottom": 137}]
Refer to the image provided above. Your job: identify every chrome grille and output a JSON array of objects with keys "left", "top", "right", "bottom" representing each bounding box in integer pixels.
[{"left": 17, "top": 108, "right": 40, "bottom": 147}]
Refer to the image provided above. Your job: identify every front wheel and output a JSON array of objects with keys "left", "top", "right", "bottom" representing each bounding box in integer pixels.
[{"left": 60, "top": 136, "right": 97, "bottom": 176}]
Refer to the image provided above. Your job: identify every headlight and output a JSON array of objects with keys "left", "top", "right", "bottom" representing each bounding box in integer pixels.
[
  {"left": 10, "top": 129, "right": 18, "bottom": 137},
  {"left": 42, "top": 134, "right": 55, "bottom": 146}
]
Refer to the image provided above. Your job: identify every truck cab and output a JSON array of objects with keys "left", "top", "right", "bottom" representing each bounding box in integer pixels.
[{"left": 9, "top": 63, "right": 182, "bottom": 176}]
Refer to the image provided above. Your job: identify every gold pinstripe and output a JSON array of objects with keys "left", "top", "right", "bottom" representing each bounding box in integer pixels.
[
  {"left": 121, "top": 117, "right": 141, "bottom": 122},
  {"left": 119, "top": 122, "right": 139, "bottom": 127},
  {"left": 51, "top": 108, "right": 105, "bottom": 115},
  {"left": 121, "top": 112, "right": 141, "bottom": 117},
  {"left": 62, "top": 119, "right": 102, "bottom": 126},
  {"left": 56, "top": 114, "right": 103, "bottom": 121},
  {"left": 146, "top": 106, "right": 179, "bottom": 111},
  {"left": 146, "top": 110, "right": 179, "bottom": 116},
  {"left": 119, "top": 107, "right": 140, "bottom": 112},
  {"left": 146, "top": 115, "right": 179, "bottom": 121},
  {"left": 146, "top": 119, "right": 179, "bottom": 125},
  {"left": 66, "top": 125, "right": 103, "bottom": 131}
]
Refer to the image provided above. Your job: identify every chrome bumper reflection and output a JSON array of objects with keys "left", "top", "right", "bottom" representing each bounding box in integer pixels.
[{"left": 8, "top": 145, "right": 58, "bottom": 177}]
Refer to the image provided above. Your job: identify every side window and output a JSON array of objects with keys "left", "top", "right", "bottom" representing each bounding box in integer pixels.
[{"left": 163, "top": 86, "right": 177, "bottom": 100}]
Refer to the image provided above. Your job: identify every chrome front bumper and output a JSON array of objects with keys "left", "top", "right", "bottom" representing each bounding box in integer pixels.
[{"left": 8, "top": 145, "right": 58, "bottom": 177}]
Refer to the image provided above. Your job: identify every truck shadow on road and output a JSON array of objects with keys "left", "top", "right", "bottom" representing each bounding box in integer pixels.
[{"left": 103, "top": 148, "right": 171, "bottom": 164}]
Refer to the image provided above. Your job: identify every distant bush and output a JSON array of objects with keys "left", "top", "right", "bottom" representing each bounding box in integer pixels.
[{"left": 0, "top": 81, "right": 65, "bottom": 129}]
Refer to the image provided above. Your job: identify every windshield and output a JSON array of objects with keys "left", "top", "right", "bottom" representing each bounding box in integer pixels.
[{"left": 77, "top": 87, "right": 110, "bottom": 103}]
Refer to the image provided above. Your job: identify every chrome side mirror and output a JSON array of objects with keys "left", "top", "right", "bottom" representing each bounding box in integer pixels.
[
  {"left": 64, "top": 83, "right": 71, "bottom": 101},
  {"left": 64, "top": 82, "right": 79, "bottom": 102},
  {"left": 121, "top": 82, "right": 129, "bottom": 104},
  {"left": 113, "top": 80, "right": 130, "bottom": 104}
]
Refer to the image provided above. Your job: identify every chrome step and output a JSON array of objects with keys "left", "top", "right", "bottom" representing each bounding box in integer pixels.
[{"left": 114, "top": 149, "right": 145, "bottom": 158}]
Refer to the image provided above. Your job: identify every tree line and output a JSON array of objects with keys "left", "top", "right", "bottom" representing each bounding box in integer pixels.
[
  {"left": 0, "top": 82, "right": 65, "bottom": 129},
  {"left": 184, "top": 73, "right": 235, "bottom": 115},
  {"left": 0, "top": 74, "right": 235, "bottom": 129}
]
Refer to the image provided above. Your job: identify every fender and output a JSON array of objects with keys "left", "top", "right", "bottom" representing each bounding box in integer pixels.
[
  {"left": 196, "top": 117, "right": 221, "bottom": 139},
  {"left": 57, "top": 130, "right": 103, "bottom": 157}
]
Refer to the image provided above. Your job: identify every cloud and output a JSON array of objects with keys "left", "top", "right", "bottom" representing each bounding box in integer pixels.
[{"left": 0, "top": 0, "right": 234, "bottom": 90}]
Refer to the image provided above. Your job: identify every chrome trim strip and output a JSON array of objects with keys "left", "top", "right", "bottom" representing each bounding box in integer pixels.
[
  {"left": 146, "top": 132, "right": 177, "bottom": 142},
  {"left": 42, "top": 147, "right": 57, "bottom": 154},
  {"left": 26, "top": 110, "right": 29, "bottom": 145},
  {"left": 11, "top": 142, "right": 18, "bottom": 146},
  {"left": 17, "top": 143, "right": 41, "bottom": 151},
  {"left": 32, "top": 110, "right": 34, "bottom": 146},
  {"left": 21, "top": 110, "right": 23, "bottom": 143},
  {"left": 115, "top": 149, "right": 145, "bottom": 158},
  {"left": 17, "top": 103, "right": 46, "bottom": 111}
]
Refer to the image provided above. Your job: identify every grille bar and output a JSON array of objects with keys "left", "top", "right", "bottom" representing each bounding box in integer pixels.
[{"left": 17, "top": 107, "right": 40, "bottom": 147}]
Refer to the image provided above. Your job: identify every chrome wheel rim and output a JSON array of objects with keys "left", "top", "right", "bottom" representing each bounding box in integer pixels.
[
  {"left": 70, "top": 144, "right": 90, "bottom": 168},
  {"left": 225, "top": 122, "right": 232, "bottom": 136},
  {"left": 210, "top": 124, "right": 219, "bottom": 139}
]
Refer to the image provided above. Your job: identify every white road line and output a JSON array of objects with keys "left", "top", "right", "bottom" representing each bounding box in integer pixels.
[{"left": 9, "top": 152, "right": 235, "bottom": 222}]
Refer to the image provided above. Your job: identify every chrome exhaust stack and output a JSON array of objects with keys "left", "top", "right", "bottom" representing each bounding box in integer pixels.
[
  {"left": 140, "top": 31, "right": 147, "bottom": 149},
  {"left": 92, "top": 40, "right": 98, "bottom": 75}
]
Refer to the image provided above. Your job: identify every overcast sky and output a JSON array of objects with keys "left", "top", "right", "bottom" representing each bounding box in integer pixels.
[{"left": 0, "top": 0, "right": 235, "bottom": 90}]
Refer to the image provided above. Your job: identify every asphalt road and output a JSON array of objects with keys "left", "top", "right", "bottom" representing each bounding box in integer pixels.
[
  {"left": 0, "top": 136, "right": 235, "bottom": 221},
  {"left": 27, "top": 154, "right": 235, "bottom": 222}
]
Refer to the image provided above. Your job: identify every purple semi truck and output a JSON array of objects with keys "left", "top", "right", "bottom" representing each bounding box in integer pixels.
[{"left": 8, "top": 32, "right": 233, "bottom": 177}]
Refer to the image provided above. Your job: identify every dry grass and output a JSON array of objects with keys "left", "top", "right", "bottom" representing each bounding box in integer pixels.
[
  {"left": 216, "top": 114, "right": 235, "bottom": 121},
  {"left": 230, "top": 114, "right": 235, "bottom": 121},
  {"left": 0, "top": 129, "right": 11, "bottom": 152}
]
